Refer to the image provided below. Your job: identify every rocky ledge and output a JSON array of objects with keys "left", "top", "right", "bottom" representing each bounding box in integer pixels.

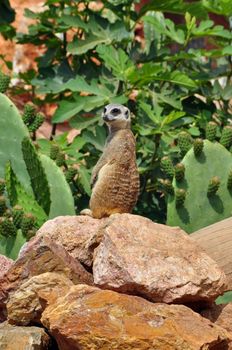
[{"left": 0, "top": 213, "right": 231, "bottom": 349}]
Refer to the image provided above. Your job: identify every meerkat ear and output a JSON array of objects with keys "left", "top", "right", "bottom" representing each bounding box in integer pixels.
[{"left": 125, "top": 109, "right": 130, "bottom": 119}]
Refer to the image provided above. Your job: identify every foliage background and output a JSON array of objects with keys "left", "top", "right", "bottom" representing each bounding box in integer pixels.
[{"left": 1, "top": 0, "right": 232, "bottom": 224}]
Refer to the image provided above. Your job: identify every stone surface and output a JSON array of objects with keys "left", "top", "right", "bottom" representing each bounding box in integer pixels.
[
  {"left": 21, "top": 215, "right": 107, "bottom": 267},
  {"left": 0, "top": 321, "right": 50, "bottom": 350},
  {"left": 41, "top": 284, "right": 230, "bottom": 350},
  {"left": 202, "top": 303, "right": 232, "bottom": 348},
  {"left": 7, "top": 272, "right": 74, "bottom": 326},
  {"left": 0, "top": 235, "right": 93, "bottom": 319},
  {"left": 93, "top": 213, "right": 228, "bottom": 304},
  {"left": 0, "top": 255, "right": 13, "bottom": 278}
]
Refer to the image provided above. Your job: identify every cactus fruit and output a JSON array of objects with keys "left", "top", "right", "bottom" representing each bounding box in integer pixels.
[
  {"left": 56, "top": 152, "right": 66, "bottom": 167},
  {"left": 177, "top": 131, "right": 192, "bottom": 156},
  {"left": 207, "top": 176, "right": 220, "bottom": 195},
  {"left": 0, "top": 217, "right": 17, "bottom": 236},
  {"left": 167, "top": 140, "right": 232, "bottom": 233},
  {"left": 12, "top": 205, "right": 24, "bottom": 229},
  {"left": 0, "top": 179, "right": 5, "bottom": 195},
  {"left": 220, "top": 126, "right": 232, "bottom": 149},
  {"left": 206, "top": 121, "right": 217, "bottom": 141},
  {"left": 175, "top": 163, "right": 185, "bottom": 182},
  {"left": 175, "top": 189, "right": 186, "bottom": 207},
  {"left": 193, "top": 138, "right": 204, "bottom": 156},
  {"left": 65, "top": 167, "right": 77, "bottom": 183},
  {"left": 0, "top": 71, "right": 10, "bottom": 93},
  {"left": 22, "top": 103, "right": 36, "bottom": 126},
  {"left": 21, "top": 213, "right": 36, "bottom": 237},
  {"left": 160, "top": 179, "right": 174, "bottom": 195},
  {"left": 161, "top": 156, "right": 174, "bottom": 179},
  {"left": 28, "top": 113, "right": 45, "bottom": 132},
  {"left": 0, "top": 196, "right": 6, "bottom": 216},
  {"left": 50, "top": 144, "right": 60, "bottom": 160}
]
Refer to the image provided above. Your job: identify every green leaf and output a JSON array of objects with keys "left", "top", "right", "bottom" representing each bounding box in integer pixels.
[
  {"left": 68, "top": 21, "right": 131, "bottom": 55},
  {"left": 83, "top": 126, "right": 106, "bottom": 152},
  {"left": 162, "top": 111, "right": 186, "bottom": 126},
  {"left": 96, "top": 45, "right": 134, "bottom": 80},
  {"left": 70, "top": 114, "right": 100, "bottom": 130},
  {"left": 0, "top": 229, "right": 26, "bottom": 260},
  {"left": 203, "top": 0, "right": 232, "bottom": 16},
  {"left": 139, "top": 101, "right": 161, "bottom": 125},
  {"left": 0, "top": 0, "right": 15, "bottom": 25},
  {"left": 78, "top": 165, "right": 91, "bottom": 196},
  {"left": 159, "top": 71, "right": 198, "bottom": 89}
]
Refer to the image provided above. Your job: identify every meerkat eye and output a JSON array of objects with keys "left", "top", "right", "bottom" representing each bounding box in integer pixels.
[
  {"left": 111, "top": 108, "right": 120, "bottom": 115},
  {"left": 104, "top": 107, "right": 107, "bottom": 113},
  {"left": 125, "top": 109, "right": 129, "bottom": 119}
]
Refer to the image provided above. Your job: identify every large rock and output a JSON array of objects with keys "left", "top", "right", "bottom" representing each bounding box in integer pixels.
[
  {"left": 0, "top": 321, "right": 51, "bottom": 350},
  {"left": 202, "top": 303, "right": 232, "bottom": 348},
  {"left": 7, "top": 272, "right": 74, "bottom": 326},
  {"left": 41, "top": 284, "right": 230, "bottom": 350},
  {"left": 0, "top": 255, "right": 13, "bottom": 278},
  {"left": 0, "top": 235, "right": 93, "bottom": 319},
  {"left": 93, "top": 214, "right": 227, "bottom": 304},
  {"left": 21, "top": 215, "right": 107, "bottom": 267}
]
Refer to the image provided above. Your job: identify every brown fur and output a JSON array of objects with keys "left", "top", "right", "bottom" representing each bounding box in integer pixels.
[{"left": 90, "top": 128, "right": 140, "bottom": 219}]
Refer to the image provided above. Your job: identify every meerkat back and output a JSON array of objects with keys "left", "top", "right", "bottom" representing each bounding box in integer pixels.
[{"left": 89, "top": 104, "right": 140, "bottom": 219}]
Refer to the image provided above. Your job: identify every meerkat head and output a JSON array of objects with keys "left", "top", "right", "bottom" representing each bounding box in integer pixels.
[{"left": 102, "top": 104, "right": 131, "bottom": 131}]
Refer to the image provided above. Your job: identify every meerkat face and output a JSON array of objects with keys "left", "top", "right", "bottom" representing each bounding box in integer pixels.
[{"left": 102, "top": 104, "right": 131, "bottom": 130}]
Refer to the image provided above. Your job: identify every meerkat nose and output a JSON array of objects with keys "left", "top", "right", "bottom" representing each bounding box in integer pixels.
[{"left": 103, "top": 114, "right": 111, "bottom": 122}]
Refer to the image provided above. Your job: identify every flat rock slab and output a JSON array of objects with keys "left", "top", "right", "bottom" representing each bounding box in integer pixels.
[
  {"left": 0, "top": 322, "right": 51, "bottom": 350},
  {"left": 41, "top": 284, "right": 230, "bottom": 350},
  {"left": 7, "top": 272, "right": 74, "bottom": 326},
  {"left": 93, "top": 213, "right": 227, "bottom": 304}
]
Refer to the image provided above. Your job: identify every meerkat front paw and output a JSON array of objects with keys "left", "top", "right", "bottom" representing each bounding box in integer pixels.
[{"left": 80, "top": 208, "right": 93, "bottom": 217}]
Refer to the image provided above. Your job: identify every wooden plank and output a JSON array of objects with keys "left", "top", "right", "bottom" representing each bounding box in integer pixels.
[{"left": 191, "top": 217, "right": 232, "bottom": 290}]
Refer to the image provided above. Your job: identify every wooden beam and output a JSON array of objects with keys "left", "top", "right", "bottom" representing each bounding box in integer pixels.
[{"left": 191, "top": 217, "right": 232, "bottom": 290}]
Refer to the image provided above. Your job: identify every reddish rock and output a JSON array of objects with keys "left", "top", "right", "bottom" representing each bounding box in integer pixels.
[
  {"left": 21, "top": 215, "right": 107, "bottom": 267},
  {"left": 93, "top": 214, "right": 227, "bottom": 304},
  {"left": 0, "top": 235, "right": 93, "bottom": 319},
  {"left": 7, "top": 272, "right": 74, "bottom": 326},
  {"left": 0, "top": 321, "right": 50, "bottom": 350},
  {"left": 41, "top": 284, "right": 230, "bottom": 350},
  {"left": 0, "top": 255, "right": 13, "bottom": 278}
]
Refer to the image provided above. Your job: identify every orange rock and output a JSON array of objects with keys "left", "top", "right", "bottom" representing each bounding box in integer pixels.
[
  {"left": 41, "top": 284, "right": 230, "bottom": 350},
  {"left": 93, "top": 213, "right": 228, "bottom": 305},
  {"left": 0, "top": 321, "right": 50, "bottom": 349},
  {"left": 0, "top": 254, "right": 13, "bottom": 278}
]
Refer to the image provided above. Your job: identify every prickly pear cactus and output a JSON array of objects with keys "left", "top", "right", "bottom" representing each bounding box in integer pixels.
[
  {"left": 167, "top": 140, "right": 232, "bottom": 233},
  {"left": 0, "top": 92, "right": 75, "bottom": 259}
]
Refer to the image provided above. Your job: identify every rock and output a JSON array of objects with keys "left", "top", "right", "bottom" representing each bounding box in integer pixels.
[
  {"left": 93, "top": 213, "right": 227, "bottom": 304},
  {"left": 202, "top": 303, "right": 232, "bottom": 347},
  {"left": 0, "top": 255, "right": 13, "bottom": 278},
  {"left": 0, "top": 321, "right": 51, "bottom": 350},
  {"left": 21, "top": 215, "right": 107, "bottom": 267},
  {"left": 41, "top": 284, "right": 230, "bottom": 350},
  {"left": 0, "top": 235, "right": 93, "bottom": 319},
  {"left": 7, "top": 272, "right": 74, "bottom": 326}
]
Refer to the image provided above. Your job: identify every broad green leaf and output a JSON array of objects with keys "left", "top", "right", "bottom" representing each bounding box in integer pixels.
[
  {"left": 203, "top": 0, "right": 232, "bottom": 15},
  {"left": 158, "top": 71, "right": 198, "bottom": 89},
  {"left": 162, "top": 111, "right": 186, "bottom": 126},
  {"left": 78, "top": 166, "right": 91, "bottom": 196},
  {"left": 139, "top": 101, "right": 161, "bottom": 125},
  {"left": 83, "top": 126, "right": 106, "bottom": 152},
  {"left": 70, "top": 115, "right": 99, "bottom": 130}
]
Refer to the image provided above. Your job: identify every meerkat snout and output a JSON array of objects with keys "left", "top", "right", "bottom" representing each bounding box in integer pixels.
[{"left": 102, "top": 104, "right": 131, "bottom": 129}]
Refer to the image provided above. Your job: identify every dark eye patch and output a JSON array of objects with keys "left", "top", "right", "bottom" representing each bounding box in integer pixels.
[
  {"left": 111, "top": 108, "right": 120, "bottom": 115},
  {"left": 125, "top": 109, "right": 129, "bottom": 119},
  {"left": 104, "top": 107, "right": 107, "bottom": 113}
]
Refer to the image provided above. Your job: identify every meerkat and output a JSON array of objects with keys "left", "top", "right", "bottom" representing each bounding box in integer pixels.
[{"left": 82, "top": 103, "right": 140, "bottom": 219}]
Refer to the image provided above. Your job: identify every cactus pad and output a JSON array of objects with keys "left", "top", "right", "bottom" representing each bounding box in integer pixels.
[{"left": 167, "top": 140, "right": 232, "bottom": 233}]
